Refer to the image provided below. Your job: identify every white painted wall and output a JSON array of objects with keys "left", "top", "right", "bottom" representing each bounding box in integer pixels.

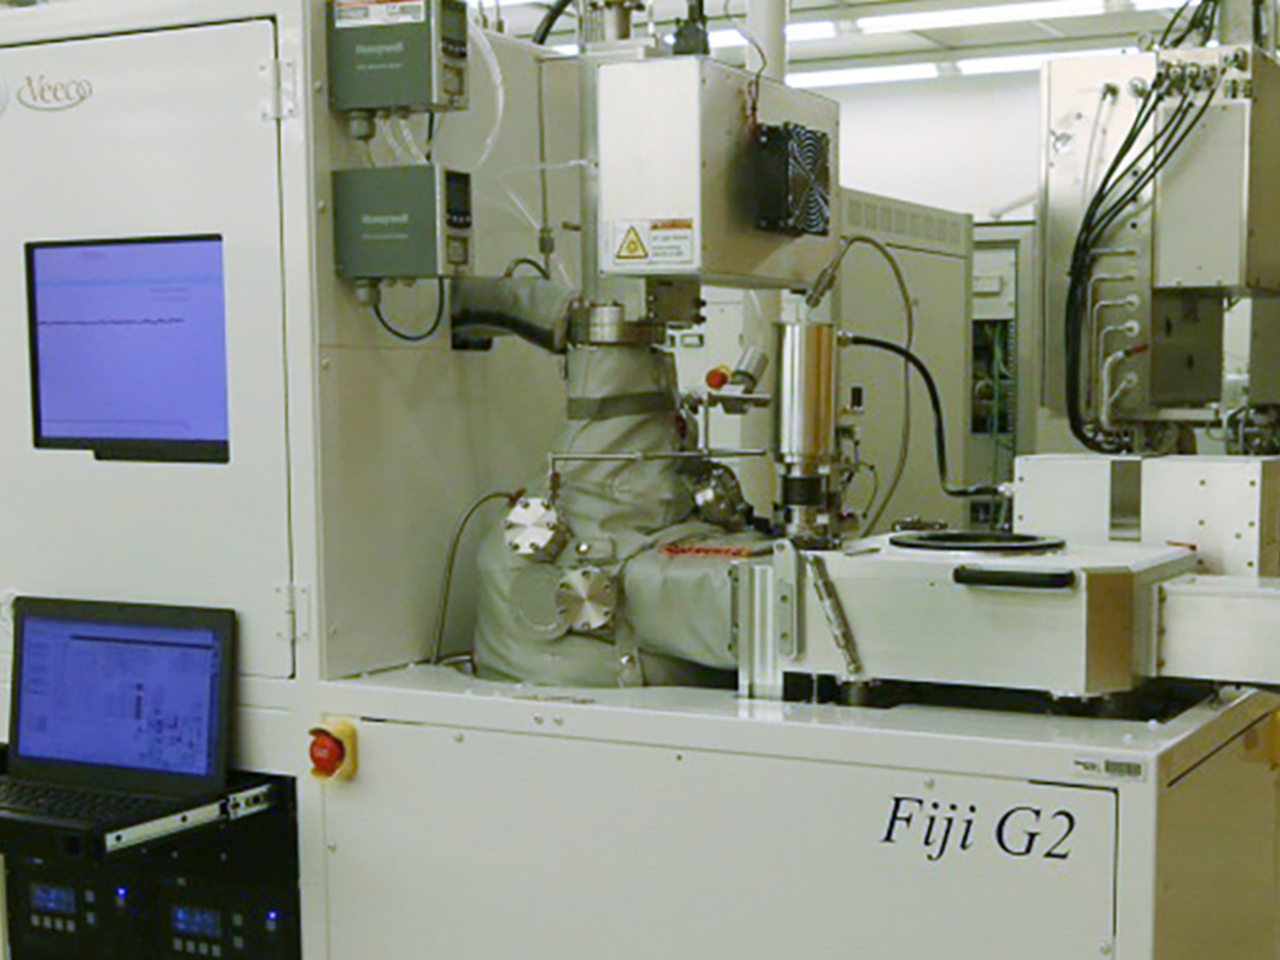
[{"left": 829, "top": 72, "right": 1042, "bottom": 222}]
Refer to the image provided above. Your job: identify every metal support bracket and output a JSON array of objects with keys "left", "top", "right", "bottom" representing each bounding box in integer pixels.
[
  {"left": 732, "top": 540, "right": 804, "bottom": 700},
  {"left": 803, "top": 552, "right": 861, "bottom": 676},
  {"left": 772, "top": 540, "right": 800, "bottom": 660}
]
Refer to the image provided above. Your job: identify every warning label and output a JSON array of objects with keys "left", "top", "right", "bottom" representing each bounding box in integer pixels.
[
  {"left": 610, "top": 219, "right": 696, "bottom": 268},
  {"left": 616, "top": 225, "right": 648, "bottom": 260},
  {"left": 335, "top": 0, "right": 426, "bottom": 28}
]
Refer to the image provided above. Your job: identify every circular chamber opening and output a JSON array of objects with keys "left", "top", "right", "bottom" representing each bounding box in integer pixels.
[{"left": 887, "top": 531, "right": 1066, "bottom": 553}]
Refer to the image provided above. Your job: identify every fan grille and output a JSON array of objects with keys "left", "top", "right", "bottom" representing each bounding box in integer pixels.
[{"left": 755, "top": 122, "right": 831, "bottom": 237}]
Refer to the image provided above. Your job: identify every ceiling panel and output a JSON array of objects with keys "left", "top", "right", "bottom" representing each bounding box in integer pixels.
[
  {"left": 908, "top": 21, "right": 1075, "bottom": 45},
  {"left": 496, "top": 0, "right": 1180, "bottom": 73}
]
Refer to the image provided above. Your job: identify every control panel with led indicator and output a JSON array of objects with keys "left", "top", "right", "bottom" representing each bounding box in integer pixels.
[{"left": 4, "top": 776, "right": 299, "bottom": 960}]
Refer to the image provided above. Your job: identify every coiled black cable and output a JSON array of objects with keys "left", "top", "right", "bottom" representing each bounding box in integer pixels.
[
  {"left": 370, "top": 278, "right": 447, "bottom": 342},
  {"left": 843, "top": 336, "right": 1000, "bottom": 499}
]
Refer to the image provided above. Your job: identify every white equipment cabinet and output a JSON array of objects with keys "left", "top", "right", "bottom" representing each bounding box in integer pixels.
[
  {"left": 836, "top": 190, "right": 974, "bottom": 531},
  {"left": 0, "top": 17, "right": 296, "bottom": 679},
  {"left": 0, "top": 2, "right": 1278, "bottom": 960},
  {"left": 317, "top": 674, "right": 1276, "bottom": 960}
]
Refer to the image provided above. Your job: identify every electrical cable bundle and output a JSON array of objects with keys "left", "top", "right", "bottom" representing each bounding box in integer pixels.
[
  {"left": 532, "top": 0, "right": 573, "bottom": 44},
  {"left": 1063, "top": 49, "right": 1222, "bottom": 452},
  {"left": 1160, "top": 0, "right": 1221, "bottom": 48}
]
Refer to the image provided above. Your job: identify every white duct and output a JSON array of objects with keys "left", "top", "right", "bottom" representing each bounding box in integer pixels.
[
  {"left": 739, "top": 0, "right": 789, "bottom": 514},
  {"left": 745, "top": 0, "right": 785, "bottom": 82}
]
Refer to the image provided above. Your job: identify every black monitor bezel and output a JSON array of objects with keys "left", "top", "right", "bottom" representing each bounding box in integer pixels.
[
  {"left": 9, "top": 596, "right": 235, "bottom": 798},
  {"left": 26, "top": 234, "right": 231, "bottom": 465}
]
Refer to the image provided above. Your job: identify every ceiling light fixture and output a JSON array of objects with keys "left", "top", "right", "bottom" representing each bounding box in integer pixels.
[
  {"left": 786, "top": 45, "right": 1135, "bottom": 88},
  {"left": 786, "top": 20, "right": 839, "bottom": 41},
  {"left": 957, "top": 45, "right": 1128, "bottom": 74},
  {"left": 708, "top": 28, "right": 748, "bottom": 48},
  {"left": 858, "top": 0, "right": 1109, "bottom": 34},
  {"left": 787, "top": 62, "right": 941, "bottom": 88},
  {"left": 709, "top": 20, "right": 837, "bottom": 48}
]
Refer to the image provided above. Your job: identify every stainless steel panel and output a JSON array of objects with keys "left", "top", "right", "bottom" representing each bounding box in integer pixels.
[
  {"left": 597, "top": 58, "right": 839, "bottom": 288},
  {"left": 1042, "top": 53, "right": 1158, "bottom": 416},
  {"left": 1148, "top": 290, "right": 1224, "bottom": 404},
  {"left": 774, "top": 322, "right": 836, "bottom": 468}
]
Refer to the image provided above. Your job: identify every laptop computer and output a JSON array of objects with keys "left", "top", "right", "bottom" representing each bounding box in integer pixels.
[{"left": 0, "top": 597, "right": 235, "bottom": 842}]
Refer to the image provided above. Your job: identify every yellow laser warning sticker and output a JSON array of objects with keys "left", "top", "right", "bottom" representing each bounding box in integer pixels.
[{"left": 616, "top": 225, "right": 649, "bottom": 261}]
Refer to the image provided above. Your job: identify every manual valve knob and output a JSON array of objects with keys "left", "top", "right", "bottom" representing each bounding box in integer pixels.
[
  {"left": 556, "top": 566, "right": 618, "bottom": 632},
  {"left": 504, "top": 497, "right": 570, "bottom": 562}
]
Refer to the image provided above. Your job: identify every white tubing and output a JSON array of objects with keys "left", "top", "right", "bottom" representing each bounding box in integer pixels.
[
  {"left": 397, "top": 117, "right": 428, "bottom": 164},
  {"left": 379, "top": 117, "right": 413, "bottom": 165},
  {"left": 470, "top": 19, "right": 505, "bottom": 170}
]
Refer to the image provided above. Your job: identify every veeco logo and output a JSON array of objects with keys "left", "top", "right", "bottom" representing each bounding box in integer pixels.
[{"left": 17, "top": 75, "right": 94, "bottom": 111}]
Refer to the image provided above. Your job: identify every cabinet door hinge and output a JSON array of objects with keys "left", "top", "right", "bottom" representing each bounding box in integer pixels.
[
  {"left": 261, "top": 59, "right": 299, "bottom": 121},
  {"left": 275, "top": 583, "right": 312, "bottom": 644}
]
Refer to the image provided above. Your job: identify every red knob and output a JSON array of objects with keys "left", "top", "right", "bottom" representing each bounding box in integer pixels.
[
  {"left": 310, "top": 731, "right": 346, "bottom": 778},
  {"left": 705, "top": 366, "right": 730, "bottom": 390}
]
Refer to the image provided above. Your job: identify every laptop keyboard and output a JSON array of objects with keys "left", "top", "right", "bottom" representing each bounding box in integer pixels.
[{"left": 0, "top": 779, "right": 171, "bottom": 823}]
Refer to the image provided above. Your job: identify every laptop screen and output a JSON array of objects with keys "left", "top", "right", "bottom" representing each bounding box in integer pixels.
[{"left": 10, "top": 599, "right": 234, "bottom": 796}]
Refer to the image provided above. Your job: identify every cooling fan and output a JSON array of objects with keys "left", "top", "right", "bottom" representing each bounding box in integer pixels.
[{"left": 753, "top": 122, "right": 831, "bottom": 237}]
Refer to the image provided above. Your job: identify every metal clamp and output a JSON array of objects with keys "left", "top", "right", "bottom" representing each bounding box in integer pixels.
[{"left": 804, "top": 553, "right": 860, "bottom": 675}]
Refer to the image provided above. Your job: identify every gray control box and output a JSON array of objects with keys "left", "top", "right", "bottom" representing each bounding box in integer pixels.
[
  {"left": 326, "top": 0, "right": 468, "bottom": 113},
  {"left": 332, "top": 165, "right": 472, "bottom": 279}
]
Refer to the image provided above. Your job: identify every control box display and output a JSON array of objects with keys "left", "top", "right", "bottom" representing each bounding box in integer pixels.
[
  {"left": 5, "top": 777, "right": 299, "bottom": 960},
  {"left": 326, "top": 0, "right": 469, "bottom": 114},
  {"left": 332, "top": 164, "right": 472, "bottom": 279}
]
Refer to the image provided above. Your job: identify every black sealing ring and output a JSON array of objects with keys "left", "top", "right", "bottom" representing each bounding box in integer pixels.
[
  {"left": 888, "top": 531, "right": 1066, "bottom": 553},
  {"left": 781, "top": 476, "right": 826, "bottom": 507}
]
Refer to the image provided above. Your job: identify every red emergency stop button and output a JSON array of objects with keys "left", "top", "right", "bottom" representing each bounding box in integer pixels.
[
  {"left": 309, "top": 720, "right": 357, "bottom": 780},
  {"left": 310, "top": 731, "right": 344, "bottom": 777},
  {"left": 705, "top": 366, "right": 730, "bottom": 390}
]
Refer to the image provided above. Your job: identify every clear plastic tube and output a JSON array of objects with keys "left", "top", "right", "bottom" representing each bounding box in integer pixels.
[
  {"left": 470, "top": 19, "right": 505, "bottom": 170},
  {"left": 498, "top": 159, "right": 586, "bottom": 232},
  {"left": 500, "top": 160, "right": 587, "bottom": 286},
  {"left": 397, "top": 117, "right": 428, "bottom": 164},
  {"left": 477, "top": 189, "right": 539, "bottom": 232},
  {"left": 378, "top": 117, "right": 413, "bottom": 165}
]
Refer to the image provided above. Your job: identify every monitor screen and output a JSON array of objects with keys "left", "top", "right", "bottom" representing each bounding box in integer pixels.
[
  {"left": 30, "top": 884, "right": 77, "bottom": 916},
  {"left": 172, "top": 906, "right": 222, "bottom": 939},
  {"left": 14, "top": 615, "right": 222, "bottom": 777},
  {"left": 26, "top": 236, "right": 230, "bottom": 463}
]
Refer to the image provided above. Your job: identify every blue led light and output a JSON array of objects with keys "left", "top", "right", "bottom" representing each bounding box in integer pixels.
[
  {"left": 115, "top": 888, "right": 127, "bottom": 899},
  {"left": 267, "top": 910, "right": 278, "bottom": 921}
]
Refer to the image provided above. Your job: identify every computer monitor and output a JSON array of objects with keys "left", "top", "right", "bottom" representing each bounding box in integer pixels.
[
  {"left": 9, "top": 598, "right": 235, "bottom": 797},
  {"left": 25, "top": 235, "right": 230, "bottom": 463}
]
